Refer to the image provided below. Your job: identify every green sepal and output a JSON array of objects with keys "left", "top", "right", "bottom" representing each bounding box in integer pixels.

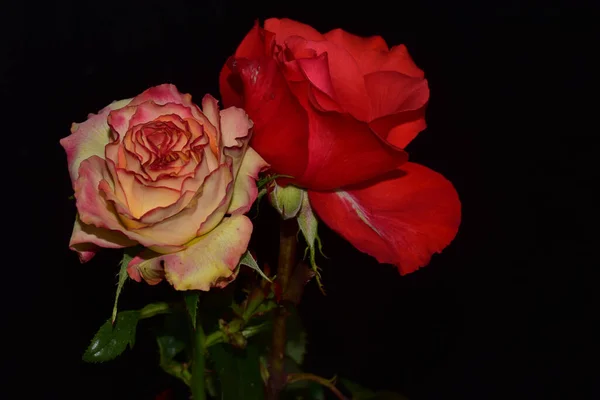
[
  {"left": 297, "top": 193, "right": 326, "bottom": 293},
  {"left": 239, "top": 251, "right": 272, "bottom": 282},
  {"left": 184, "top": 291, "right": 200, "bottom": 329}
]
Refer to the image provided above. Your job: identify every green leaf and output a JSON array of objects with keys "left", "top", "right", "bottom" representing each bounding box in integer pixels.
[
  {"left": 112, "top": 248, "right": 137, "bottom": 324},
  {"left": 185, "top": 292, "right": 199, "bottom": 329},
  {"left": 239, "top": 251, "right": 272, "bottom": 282},
  {"left": 209, "top": 343, "right": 265, "bottom": 400},
  {"left": 83, "top": 310, "right": 140, "bottom": 363}
]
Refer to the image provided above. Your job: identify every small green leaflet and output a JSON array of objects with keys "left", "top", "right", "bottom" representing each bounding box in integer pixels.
[
  {"left": 112, "top": 249, "right": 135, "bottom": 324},
  {"left": 83, "top": 310, "right": 140, "bottom": 363},
  {"left": 297, "top": 193, "right": 326, "bottom": 293},
  {"left": 239, "top": 251, "right": 272, "bottom": 282},
  {"left": 185, "top": 292, "right": 199, "bottom": 329}
]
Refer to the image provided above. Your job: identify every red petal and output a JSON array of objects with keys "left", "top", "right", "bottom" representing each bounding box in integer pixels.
[
  {"left": 324, "top": 29, "right": 424, "bottom": 78},
  {"left": 298, "top": 107, "right": 407, "bottom": 190},
  {"left": 264, "top": 18, "right": 324, "bottom": 44},
  {"left": 369, "top": 108, "right": 427, "bottom": 149},
  {"left": 364, "top": 71, "right": 429, "bottom": 120},
  {"left": 364, "top": 71, "right": 429, "bottom": 148},
  {"left": 228, "top": 56, "right": 310, "bottom": 181},
  {"left": 220, "top": 22, "right": 268, "bottom": 109},
  {"left": 309, "top": 162, "right": 461, "bottom": 274}
]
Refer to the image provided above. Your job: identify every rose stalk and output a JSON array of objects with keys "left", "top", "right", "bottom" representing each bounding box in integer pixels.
[{"left": 267, "top": 218, "right": 298, "bottom": 399}]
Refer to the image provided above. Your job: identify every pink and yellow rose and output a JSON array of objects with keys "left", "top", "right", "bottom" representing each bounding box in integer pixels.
[{"left": 61, "top": 84, "right": 268, "bottom": 290}]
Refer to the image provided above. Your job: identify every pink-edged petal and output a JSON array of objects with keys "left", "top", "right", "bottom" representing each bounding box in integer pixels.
[
  {"left": 309, "top": 162, "right": 461, "bottom": 274},
  {"left": 106, "top": 105, "right": 137, "bottom": 137},
  {"left": 74, "top": 155, "right": 129, "bottom": 232},
  {"left": 132, "top": 162, "right": 233, "bottom": 248},
  {"left": 228, "top": 147, "right": 269, "bottom": 214},
  {"left": 127, "top": 249, "right": 166, "bottom": 285},
  {"left": 219, "top": 106, "right": 254, "bottom": 177},
  {"left": 201, "top": 94, "right": 222, "bottom": 157},
  {"left": 128, "top": 83, "right": 193, "bottom": 107},
  {"left": 127, "top": 102, "right": 194, "bottom": 129},
  {"left": 127, "top": 214, "right": 253, "bottom": 291},
  {"left": 68, "top": 214, "right": 136, "bottom": 262},
  {"left": 60, "top": 98, "right": 131, "bottom": 185},
  {"left": 73, "top": 155, "right": 187, "bottom": 251}
]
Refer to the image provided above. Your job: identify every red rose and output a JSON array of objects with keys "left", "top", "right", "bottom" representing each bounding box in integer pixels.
[{"left": 220, "top": 19, "right": 461, "bottom": 274}]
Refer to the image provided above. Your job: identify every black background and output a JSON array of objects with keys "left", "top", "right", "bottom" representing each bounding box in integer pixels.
[{"left": 2, "top": 0, "right": 597, "bottom": 399}]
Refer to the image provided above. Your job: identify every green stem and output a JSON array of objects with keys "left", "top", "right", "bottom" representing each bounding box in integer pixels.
[
  {"left": 191, "top": 308, "right": 206, "bottom": 400},
  {"left": 267, "top": 218, "right": 298, "bottom": 400},
  {"left": 139, "top": 302, "right": 171, "bottom": 319}
]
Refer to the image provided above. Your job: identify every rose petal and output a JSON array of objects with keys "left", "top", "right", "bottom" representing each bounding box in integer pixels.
[
  {"left": 219, "top": 106, "right": 254, "bottom": 177},
  {"left": 74, "top": 155, "right": 183, "bottom": 251},
  {"left": 68, "top": 215, "right": 136, "bottom": 263},
  {"left": 128, "top": 83, "right": 192, "bottom": 107},
  {"left": 286, "top": 37, "right": 370, "bottom": 121},
  {"left": 75, "top": 155, "right": 131, "bottom": 232},
  {"left": 201, "top": 94, "right": 222, "bottom": 157},
  {"left": 131, "top": 162, "right": 233, "bottom": 249},
  {"left": 369, "top": 108, "right": 427, "bottom": 149},
  {"left": 309, "top": 162, "right": 461, "bottom": 274},
  {"left": 127, "top": 102, "right": 195, "bottom": 130},
  {"left": 227, "top": 147, "right": 269, "bottom": 214},
  {"left": 127, "top": 249, "right": 166, "bottom": 285},
  {"left": 382, "top": 44, "right": 425, "bottom": 78},
  {"left": 114, "top": 169, "right": 182, "bottom": 218},
  {"left": 265, "top": 18, "right": 325, "bottom": 44},
  {"left": 364, "top": 71, "right": 429, "bottom": 120},
  {"left": 128, "top": 215, "right": 253, "bottom": 291},
  {"left": 228, "top": 56, "right": 310, "bottom": 180},
  {"left": 323, "top": 30, "right": 424, "bottom": 78},
  {"left": 60, "top": 98, "right": 131, "bottom": 185},
  {"left": 297, "top": 108, "right": 408, "bottom": 190},
  {"left": 324, "top": 28, "right": 388, "bottom": 55}
]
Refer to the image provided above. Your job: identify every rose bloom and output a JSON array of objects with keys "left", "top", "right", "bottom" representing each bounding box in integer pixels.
[
  {"left": 61, "top": 84, "right": 268, "bottom": 290},
  {"left": 220, "top": 19, "right": 461, "bottom": 274}
]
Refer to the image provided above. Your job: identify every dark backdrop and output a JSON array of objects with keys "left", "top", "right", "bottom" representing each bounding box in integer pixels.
[{"left": 3, "top": 0, "right": 596, "bottom": 399}]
